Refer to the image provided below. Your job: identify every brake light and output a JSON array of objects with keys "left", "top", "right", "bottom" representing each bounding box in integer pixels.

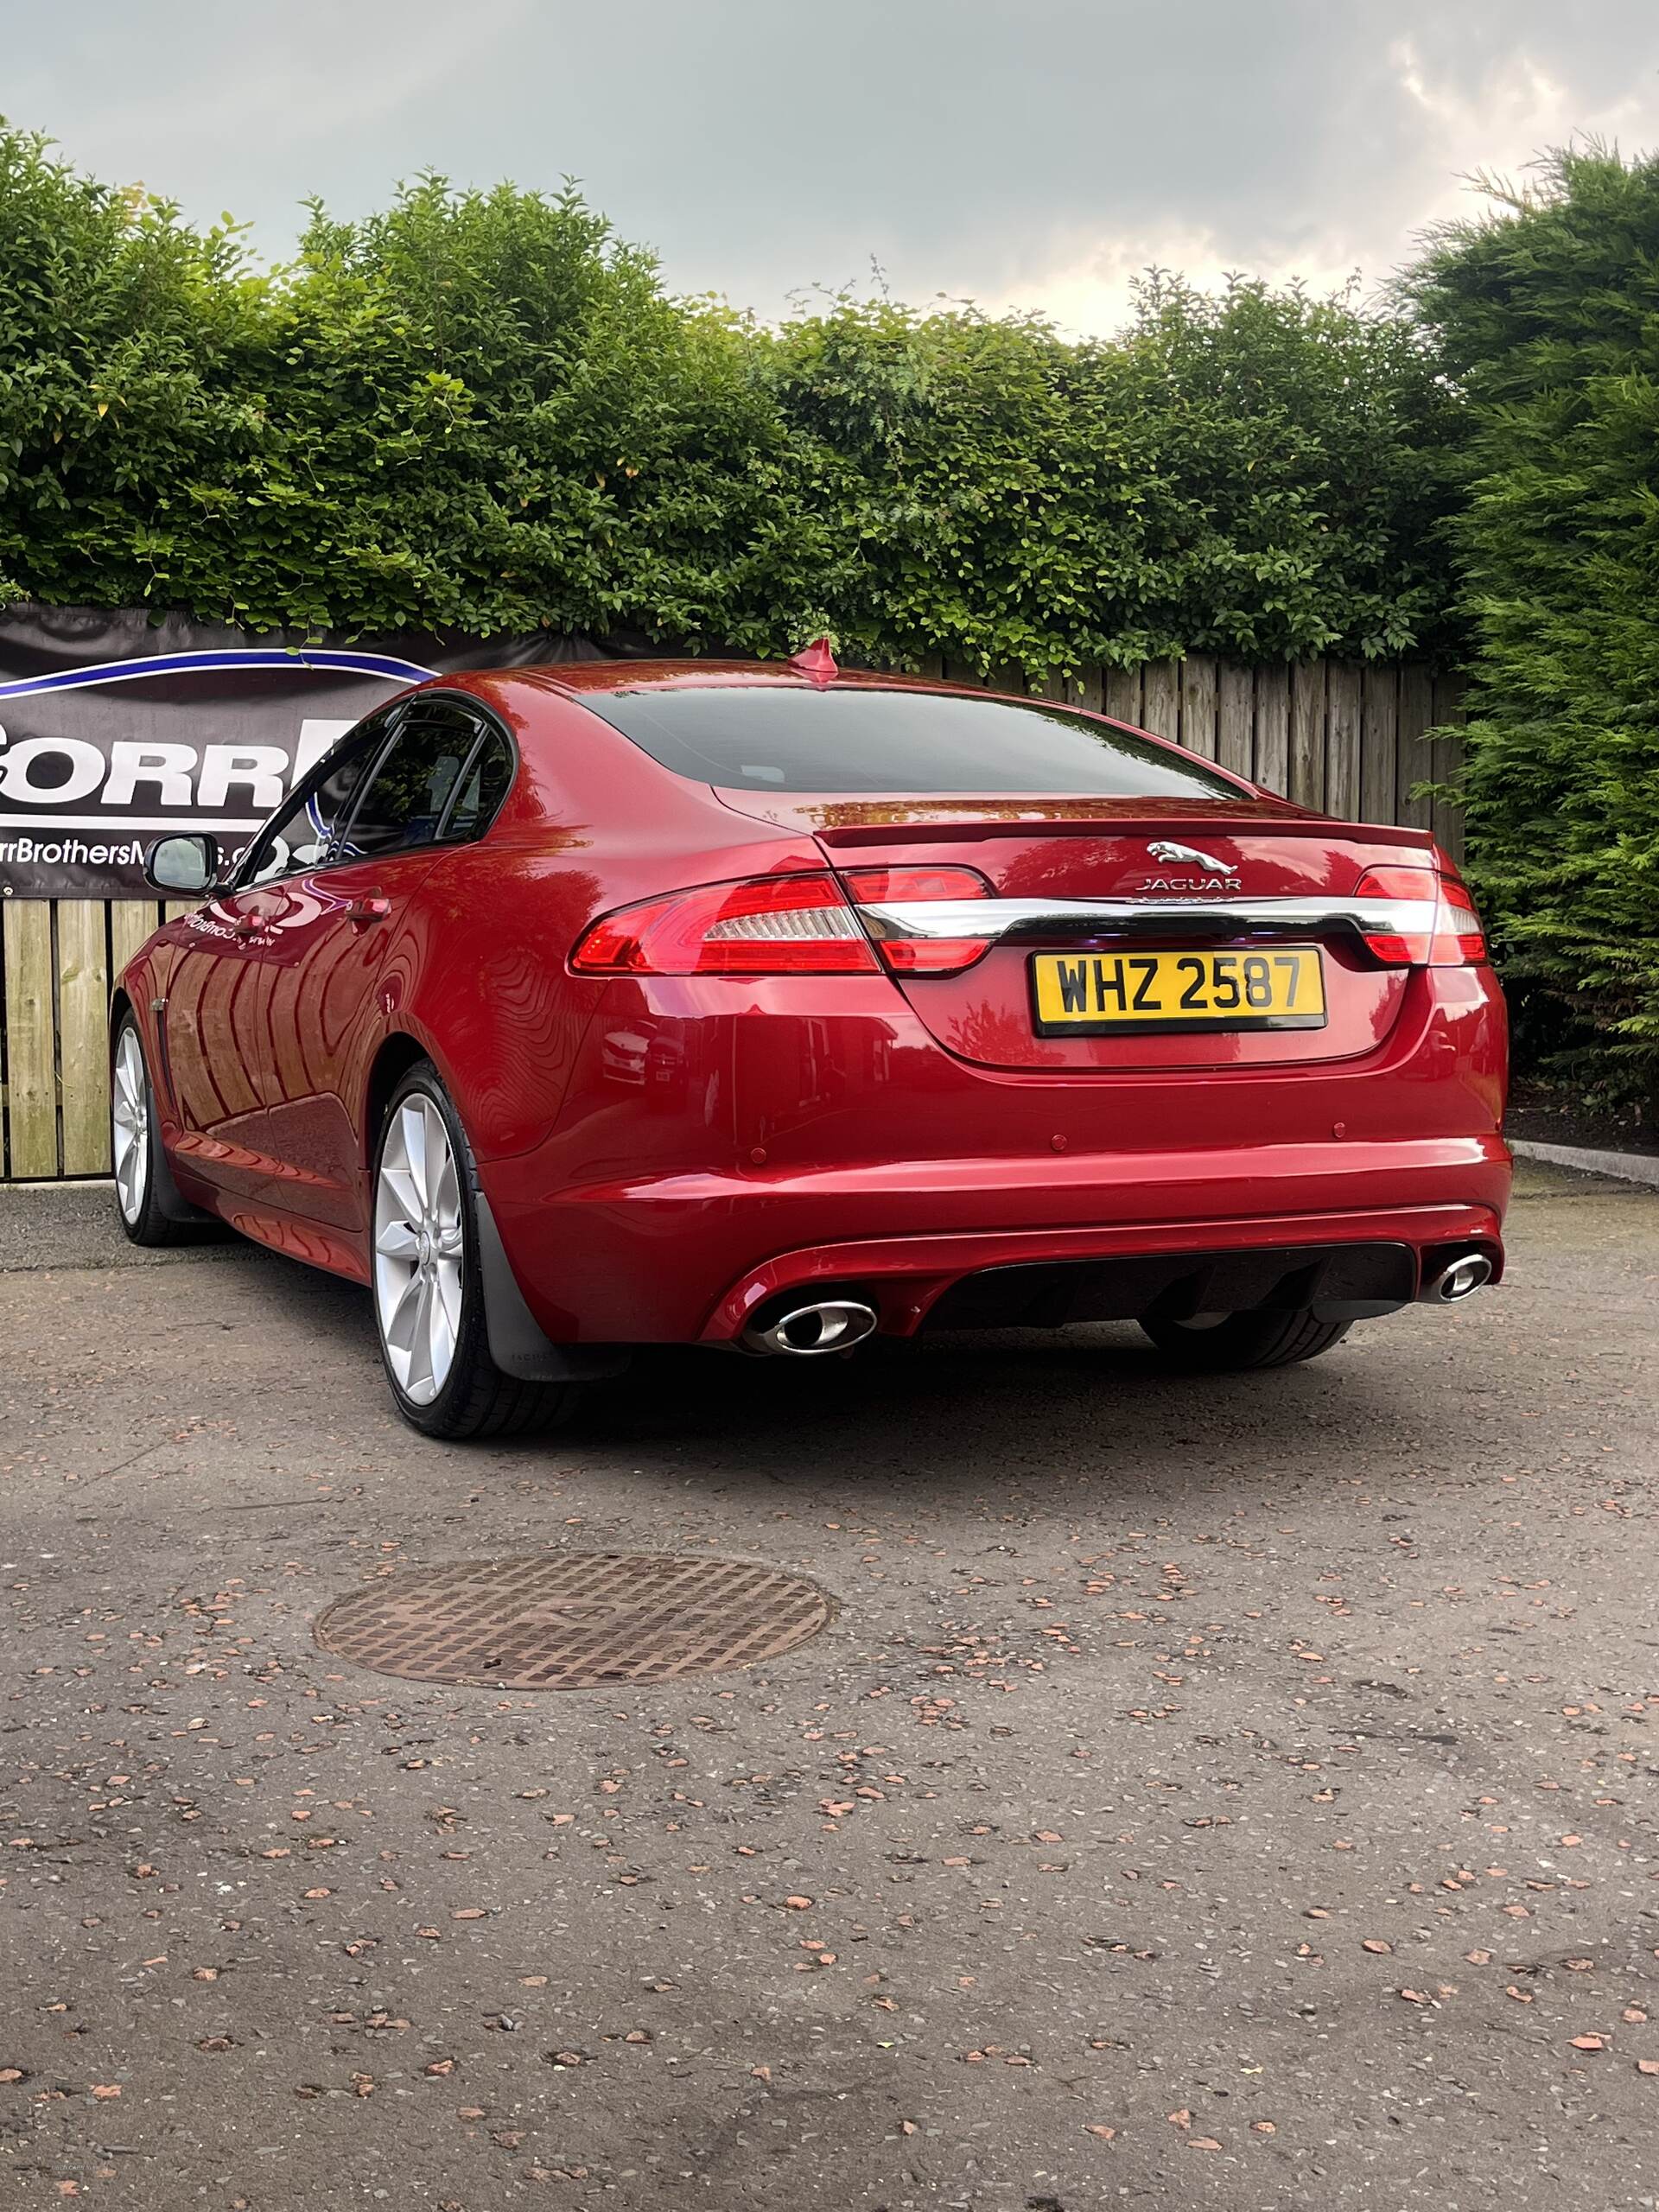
[
  {"left": 571, "top": 874, "right": 879, "bottom": 976},
  {"left": 1352, "top": 859, "right": 1487, "bottom": 967},
  {"left": 1432, "top": 874, "right": 1488, "bottom": 963},
  {"left": 840, "top": 865, "right": 995, "bottom": 975}
]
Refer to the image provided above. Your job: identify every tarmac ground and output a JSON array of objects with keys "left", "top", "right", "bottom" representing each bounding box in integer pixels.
[{"left": 2, "top": 1157, "right": 1656, "bottom": 2210}]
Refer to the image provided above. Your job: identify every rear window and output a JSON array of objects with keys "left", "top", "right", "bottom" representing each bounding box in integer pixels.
[{"left": 576, "top": 683, "right": 1243, "bottom": 798}]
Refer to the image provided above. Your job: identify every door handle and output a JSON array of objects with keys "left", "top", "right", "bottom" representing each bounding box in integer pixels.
[
  {"left": 346, "top": 896, "right": 391, "bottom": 926},
  {"left": 232, "top": 913, "right": 262, "bottom": 939}
]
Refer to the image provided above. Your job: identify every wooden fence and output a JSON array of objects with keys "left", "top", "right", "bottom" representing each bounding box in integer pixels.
[
  {"left": 941, "top": 653, "right": 1466, "bottom": 856},
  {"left": 0, "top": 656, "right": 1463, "bottom": 1183}
]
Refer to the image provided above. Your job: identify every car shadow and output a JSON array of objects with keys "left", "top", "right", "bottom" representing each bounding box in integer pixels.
[
  {"left": 210, "top": 1228, "right": 1446, "bottom": 1484},
  {"left": 520, "top": 1323, "right": 1428, "bottom": 1491}
]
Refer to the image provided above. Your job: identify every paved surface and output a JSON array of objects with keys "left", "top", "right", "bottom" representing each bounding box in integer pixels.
[
  {"left": 1511, "top": 1137, "right": 1659, "bottom": 1191},
  {"left": 2, "top": 1160, "right": 1656, "bottom": 2212}
]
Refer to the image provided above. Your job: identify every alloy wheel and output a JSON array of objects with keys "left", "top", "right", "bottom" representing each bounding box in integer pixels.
[
  {"left": 373, "top": 1093, "right": 465, "bottom": 1406},
  {"left": 111, "top": 1027, "right": 149, "bottom": 1225}
]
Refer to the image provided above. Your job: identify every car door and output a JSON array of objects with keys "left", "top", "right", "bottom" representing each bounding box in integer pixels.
[
  {"left": 160, "top": 713, "right": 396, "bottom": 1203},
  {"left": 160, "top": 883, "right": 289, "bottom": 1201},
  {"left": 257, "top": 699, "right": 497, "bottom": 1231}
]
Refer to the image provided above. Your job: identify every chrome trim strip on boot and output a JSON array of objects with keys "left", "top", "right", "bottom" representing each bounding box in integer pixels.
[{"left": 854, "top": 893, "right": 1440, "bottom": 944}]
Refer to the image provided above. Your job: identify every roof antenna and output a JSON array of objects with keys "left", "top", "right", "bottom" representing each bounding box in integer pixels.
[{"left": 787, "top": 637, "right": 839, "bottom": 684}]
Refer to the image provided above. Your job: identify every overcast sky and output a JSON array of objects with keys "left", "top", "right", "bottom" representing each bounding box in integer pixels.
[{"left": 7, "top": 0, "right": 1659, "bottom": 334}]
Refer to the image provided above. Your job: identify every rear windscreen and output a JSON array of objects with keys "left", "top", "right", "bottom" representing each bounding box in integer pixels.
[{"left": 576, "top": 684, "right": 1244, "bottom": 798}]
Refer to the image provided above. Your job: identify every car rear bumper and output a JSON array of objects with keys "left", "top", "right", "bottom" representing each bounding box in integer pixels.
[{"left": 483, "top": 1132, "right": 1511, "bottom": 1344}]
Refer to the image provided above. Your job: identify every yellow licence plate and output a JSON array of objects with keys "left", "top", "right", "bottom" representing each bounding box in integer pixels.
[{"left": 1031, "top": 946, "right": 1327, "bottom": 1034}]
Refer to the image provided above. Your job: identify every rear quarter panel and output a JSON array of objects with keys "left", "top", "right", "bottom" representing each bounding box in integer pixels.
[{"left": 394, "top": 680, "right": 830, "bottom": 1162}]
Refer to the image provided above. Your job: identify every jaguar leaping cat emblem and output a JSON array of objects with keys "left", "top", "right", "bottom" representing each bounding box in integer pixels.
[{"left": 1146, "top": 839, "right": 1228, "bottom": 872}]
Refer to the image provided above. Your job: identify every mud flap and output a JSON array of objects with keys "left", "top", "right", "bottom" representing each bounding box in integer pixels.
[{"left": 474, "top": 1193, "right": 631, "bottom": 1383}]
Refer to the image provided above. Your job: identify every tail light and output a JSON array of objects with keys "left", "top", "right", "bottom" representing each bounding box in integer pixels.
[
  {"left": 840, "top": 866, "right": 995, "bottom": 974},
  {"left": 1352, "top": 859, "right": 1488, "bottom": 967},
  {"left": 570, "top": 874, "right": 878, "bottom": 976}
]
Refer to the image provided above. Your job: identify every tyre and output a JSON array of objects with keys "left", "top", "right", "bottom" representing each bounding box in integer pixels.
[
  {"left": 111, "top": 1011, "right": 206, "bottom": 1246},
  {"left": 1140, "top": 1306, "right": 1351, "bottom": 1371},
  {"left": 372, "top": 1062, "right": 582, "bottom": 1440}
]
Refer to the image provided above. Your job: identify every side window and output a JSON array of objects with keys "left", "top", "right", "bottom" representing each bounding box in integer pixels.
[
  {"left": 337, "top": 706, "right": 479, "bottom": 862},
  {"left": 440, "top": 728, "right": 515, "bottom": 842},
  {"left": 240, "top": 711, "right": 394, "bottom": 887}
]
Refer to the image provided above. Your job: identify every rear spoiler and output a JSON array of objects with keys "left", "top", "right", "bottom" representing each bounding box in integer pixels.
[{"left": 804, "top": 813, "right": 1440, "bottom": 853}]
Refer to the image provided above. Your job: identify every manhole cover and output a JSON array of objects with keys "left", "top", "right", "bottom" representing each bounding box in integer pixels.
[{"left": 315, "top": 1553, "right": 835, "bottom": 1689}]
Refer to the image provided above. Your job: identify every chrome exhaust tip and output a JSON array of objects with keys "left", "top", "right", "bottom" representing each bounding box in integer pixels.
[
  {"left": 744, "top": 1299, "right": 880, "bottom": 1356},
  {"left": 1424, "top": 1252, "right": 1495, "bottom": 1304}
]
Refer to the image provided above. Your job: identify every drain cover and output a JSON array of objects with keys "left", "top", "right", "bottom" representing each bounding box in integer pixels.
[{"left": 315, "top": 1553, "right": 835, "bottom": 1689}]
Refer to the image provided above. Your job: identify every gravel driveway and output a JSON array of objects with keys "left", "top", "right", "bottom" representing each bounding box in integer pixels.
[{"left": 2, "top": 1159, "right": 1656, "bottom": 2211}]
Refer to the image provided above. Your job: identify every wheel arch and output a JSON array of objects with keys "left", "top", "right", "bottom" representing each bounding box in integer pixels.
[
  {"left": 106, "top": 987, "right": 211, "bottom": 1230},
  {"left": 363, "top": 1031, "right": 435, "bottom": 1166},
  {"left": 364, "top": 1028, "right": 627, "bottom": 1386}
]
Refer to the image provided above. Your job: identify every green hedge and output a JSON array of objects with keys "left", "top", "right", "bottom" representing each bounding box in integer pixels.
[
  {"left": 1407, "top": 148, "right": 1659, "bottom": 1110},
  {"left": 0, "top": 119, "right": 1458, "bottom": 671}
]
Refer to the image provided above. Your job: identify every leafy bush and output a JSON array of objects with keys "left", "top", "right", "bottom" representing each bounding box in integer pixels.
[
  {"left": 0, "top": 127, "right": 273, "bottom": 610},
  {"left": 0, "top": 132, "right": 801, "bottom": 640},
  {"left": 0, "top": 118, "right": 1458, "bottom": 669},
  {"left": 769, "top": 276, "right": 1459, "bottom": 674},
  {"left": 1406, "top": 147, "right": 1659, "bottom": 1110}
]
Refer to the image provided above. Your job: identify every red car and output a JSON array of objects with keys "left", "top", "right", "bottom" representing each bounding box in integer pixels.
[{"left": 111, "top": 649, "right": 1510, "bottom": 1439}]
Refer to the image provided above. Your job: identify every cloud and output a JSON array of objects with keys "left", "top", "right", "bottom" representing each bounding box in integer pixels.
[
  {"left": 9, "top": 0, "right": 1659, "bottom": 333},
  {"left": 4, "top": 0, "right": 533, "bottom": 211},
  {"left": 1387, "top": 31, "right": 1655, "bottom": 229}
]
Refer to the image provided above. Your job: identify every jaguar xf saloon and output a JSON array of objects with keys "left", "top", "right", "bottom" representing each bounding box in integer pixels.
[{"left": 111, "top": 646, "right": 1510, "bottom": 1437}]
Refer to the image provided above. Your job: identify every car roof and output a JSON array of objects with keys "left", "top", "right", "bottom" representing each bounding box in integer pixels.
[
  {"left": 421, "top": 657, "right": 1325, "bottom": 823},
  {"left": 460, "top": 658, "right": 984, "bottom": 702},
  {"left": 435, "top": 658, "right": 1281, "bottom": 810}
]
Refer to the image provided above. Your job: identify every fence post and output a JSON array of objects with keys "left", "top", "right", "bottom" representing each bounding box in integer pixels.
[
  {"left": 1289, "top": 663, "right": 1327, "bottom": 810},
  {"left": 1325, "top": 665, "right": 1362, "bottom": 819},
  {"left": 1361, "top": 666, "right": 1401, "bottom": 825},
  {"left": 1396, "top": 664, "right": 1436, "bottom": 832},
  {"left": 1180, "top": 655, "right": 1218, "bottom": 759},
  {"left": 1140, "top": 660, "right": 1180, "bottom": 743},
  {"left": 1103, "top": 665, "right": 1142, "bottom": 726},
  {"left": 1216, "top": 665, "right": 1254, "bottom": 779},
  {"left": 2, "top": 899, "right": 58, "bottom": 1178},
  {"left": 1431, "top": 672, "right": 1468, "bottom": 863},
  {"left": 57, "top": 900, "right": 111, "bottom": 1175},
  {"left": 1254, "top": 667, "right": 1290, "bottom": 795}
]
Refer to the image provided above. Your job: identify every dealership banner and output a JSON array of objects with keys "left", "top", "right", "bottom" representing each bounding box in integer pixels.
[{"left": 0, "top": 604, "right": 603, "bottom": 898}]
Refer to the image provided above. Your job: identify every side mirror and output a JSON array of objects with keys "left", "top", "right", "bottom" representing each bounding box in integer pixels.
[{"left": 144, "top": 834, "right": 220, "bottom": 895}]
